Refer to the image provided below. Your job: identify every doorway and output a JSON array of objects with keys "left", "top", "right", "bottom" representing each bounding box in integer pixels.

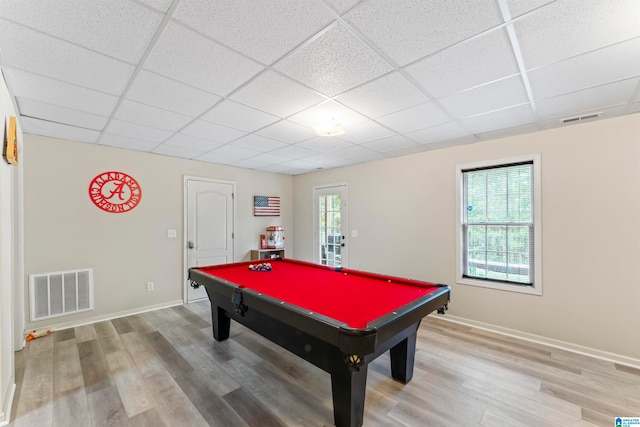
[
  {"left": 184, "top": 177, "right": 235, "bottom": 302},
  {"left": 313, "top": 184, "right": 347, "bottom": 267}
]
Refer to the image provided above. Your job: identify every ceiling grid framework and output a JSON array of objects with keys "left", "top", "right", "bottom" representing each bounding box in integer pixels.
[{"left": 1, "top": 0, "right": 639, "bottom": 175}]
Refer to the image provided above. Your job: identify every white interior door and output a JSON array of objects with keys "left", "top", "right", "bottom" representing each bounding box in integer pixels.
[
  {"left": 313, "top": 184, "right": 347, "bottom": 267},
  {"left": 185, "top": 178, "right": 234, "bottom": 302}
]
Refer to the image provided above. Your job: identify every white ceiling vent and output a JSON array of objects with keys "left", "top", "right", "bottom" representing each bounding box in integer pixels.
[{"left": 561, "top": 112, "right": 601, "bottom": 124}]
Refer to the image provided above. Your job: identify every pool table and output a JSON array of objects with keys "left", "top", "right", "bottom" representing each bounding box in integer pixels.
[{"left": 188, "top": 258, "right": 450, "bottom": 427}]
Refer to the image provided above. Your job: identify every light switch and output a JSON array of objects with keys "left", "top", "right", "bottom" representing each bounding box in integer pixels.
[{"left": 167, "top": 229, "right": 177, "bottom": 238}]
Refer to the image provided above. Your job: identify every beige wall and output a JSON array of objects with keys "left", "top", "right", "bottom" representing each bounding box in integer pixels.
[
  {"left": 24, "top": 135, "right": 293, "bottom": 331},
  {"left": 293, "top": 113, "right": 640, "bottom": 361}
]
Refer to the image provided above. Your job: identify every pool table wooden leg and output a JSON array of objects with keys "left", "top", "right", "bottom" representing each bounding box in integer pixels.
[
  {"left": 389, "top": 331, "right": 417, "bottom": 383},
  {"left": 330, "top": 363, "right": 368, "bottom": 427},
  {"left": 212, "top": 305, "right": 231, "bottom": 341}
]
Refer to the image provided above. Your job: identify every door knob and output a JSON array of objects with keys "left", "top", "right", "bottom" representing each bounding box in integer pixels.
[{"left": 188, "top": 240, "right": 195, "bottom": 249}]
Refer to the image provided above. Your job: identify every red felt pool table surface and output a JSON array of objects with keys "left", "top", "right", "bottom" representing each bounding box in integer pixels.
[{"left": 197, "top": 258, "right": 440, "bottom": 328}]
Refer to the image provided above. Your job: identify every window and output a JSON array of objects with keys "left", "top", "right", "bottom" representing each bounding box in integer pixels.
[{"left": 456, "top": 156, "right": 542, "bottom": 295}]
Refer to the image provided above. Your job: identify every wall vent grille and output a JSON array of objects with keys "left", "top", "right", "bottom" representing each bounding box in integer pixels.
[
  {"left": 561, "top": 112, "right": 601, "bottom": 124},
  {"left": 29, "top": 268, "right": 94, "bottom": 321}
]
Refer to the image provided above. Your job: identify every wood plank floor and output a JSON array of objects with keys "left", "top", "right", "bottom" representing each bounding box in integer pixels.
[{"left": 8, "top": 300, "right": 639, "bottom": 426}]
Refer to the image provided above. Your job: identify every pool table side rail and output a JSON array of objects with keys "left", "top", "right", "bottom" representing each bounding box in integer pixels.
[{"left": 363, "top": 284, "right": 450, "bottom": 344}]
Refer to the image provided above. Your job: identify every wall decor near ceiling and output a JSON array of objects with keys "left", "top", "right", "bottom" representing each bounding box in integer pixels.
[
  {"left": 3, "top": 116, "right": 18, "bottom": 165},
  {"left": 89, "top": 171, "right": 142, "bottom": 213},
  {"left": 254, "top": 195, "right": 280, "bottom": 216}
]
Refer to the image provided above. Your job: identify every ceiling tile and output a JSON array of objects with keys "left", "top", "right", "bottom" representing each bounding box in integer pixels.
[
  {"left": 138, "top": 0, "right": 174, "bottom": 13},
  {"left": 535, "top": 78, "right": 639, "bottom": 121},
  {"left": 296, "top": 137, "right": 353, "bottom": 153},
  {"left": 274, "top": 158, "right": 323, "bottom": 170},
  {"left": 104, "top": 119, "right": 173, "bottom": 142},
  {"left": 267, "top": 144, "right": 317, "bottom": 160},
  {"left": 338, "top": 120, "right": 396, "bottom": 144},
  {"left": 230, "top": 70, "right": 327, "bottom": 118},
  {"left": 404, "top": 121, "right": 474, "bottom": 145},
  {"left": 144, "top": 22, "right": 264, "bottom": 96},
  {"left": 360, "top": 135, "right": 420, "bottom": 153},
  {"left": 3, "top": 69, "right": 118, "bottom": 116},
  {"left": 260, "top": 162, "right": 306, "bottom": 175},
  {"left": 0, "top": 20, "right": 134, "bottom": 95},
  {"left": 255, "top": 119, "right": 316, "bottom": 143},
  {"left": 505, "top": 0, "right": 555, "bottom": 19},
  {"left": 16, "top": 97, "right": 108, "bottom": 130},
  {"left": 240, "top": 152, "right": 289, "bottom": 166},
  {"left": 19, "top": 116, "right": 100, "bottom": 143},
  {"left": 332, "top": 144, "right": 384, "bottom": 162},
  {"left": 0, "top": 0, "right": 163, "bottom": 63},
  {"left": 181, "top": 119, "right": 247, "bottom": 143},
  {"left": 288, "top": 100, "right": 368, "bottom": 130},
  {"left": 196, "top": 144, "right": 260, "bottom": 164},
  {"left": 229, "top": 134, "right": 288, "bottom": 152},
  {"left": 438, "top": 75, "right": 529, "bottom": 118},
  {"left": 114, "top": 100, "right": 193, "bottom": 132},
  {"left": 231, "top": 156, "right": 285, "bottom": 170},
  {"left": 385, "top": 144, "right": 431, "bottom": 158},
  {"left": 476, "top": 123, "right": 541, "bottom": 141},
  {"left": 323, "top": 0, "right": 361, "bottom": 15},
  {"left": 405, "top": 28, "right": 519, "bottom": 99},
  {"left": 423, "top": 135, "right": 478, "bottom": 150},
  {"left": 336, "top": 72, "right": 429, "bottom": 118},
  {"left": 377, "top": 102, "right": 451, "bottom": 133},
  {"left": 345, "top": 0, "right": 503, "bottom": 66},
  {"left": 99, "top": 133, "right": 159, "bottom": 152},
  {"left": 163, "top": 133, "right": 225, "bottom": 152},
  {"left": 152, "top": 143, "right": 206, "bottom": 159},
  {"left": 127, "top": 70, "right": 222, "bottom": 117},
  {"left": 528, "top": 37, "right": 640, "bottom": 101},
  {"left": 461, "top": 104, "right": 535, "bottom": 134},
  {"left": 173, "top": 0, "right": 335, "bottom": 65},
  {"left": 201, "top": 100, "right": 280, "bottom": 132},
  {"left": 514, "top": 0, "right": 640, "bottom": 69},
  {"left": 275, "top": 23, "right": 393, "bottom": 97},
  {"left": 303, "top": 152, "right": 355, "bottom": 168}
]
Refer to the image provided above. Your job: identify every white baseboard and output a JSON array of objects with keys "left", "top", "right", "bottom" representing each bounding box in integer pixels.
[
  {"left": 435, "top": 314, "right": 640, "bottom": 369},
  {"left": 0, "top": 381, "right": 15, "bottom": 427},
  {"left": 23, "top": 299, "right": 184, "bottom": 334}
]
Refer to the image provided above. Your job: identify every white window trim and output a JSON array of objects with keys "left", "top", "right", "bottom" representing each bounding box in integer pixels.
[{"left": 455, "top": 154, "right": 542, "bottom": 295}]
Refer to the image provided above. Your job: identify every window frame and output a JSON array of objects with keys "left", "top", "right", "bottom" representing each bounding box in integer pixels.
[{"left": 456, "top": 155, "right": 542, "bottom": 295}]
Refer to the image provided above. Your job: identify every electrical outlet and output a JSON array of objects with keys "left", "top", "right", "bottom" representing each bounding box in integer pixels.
[{"left": 146, "top": 282, "right": 154, "bottom": 291}]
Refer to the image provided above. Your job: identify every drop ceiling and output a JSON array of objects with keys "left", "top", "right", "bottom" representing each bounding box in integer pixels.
[{"left": 1, "top": 0, "right": 639, "bottom": 175}]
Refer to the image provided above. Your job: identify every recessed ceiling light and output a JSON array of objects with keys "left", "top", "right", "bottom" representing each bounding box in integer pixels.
[{"left": 314, "top": 120, "right": 345, "bottom": 137}]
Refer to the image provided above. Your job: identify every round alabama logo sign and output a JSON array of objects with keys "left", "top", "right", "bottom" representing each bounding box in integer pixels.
[{"left": 89, "top": 171, "right": 142, "bottom": 213}]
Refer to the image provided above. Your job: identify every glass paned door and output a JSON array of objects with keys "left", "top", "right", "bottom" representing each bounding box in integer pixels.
[{"left": 314, "top": 184, "right": 347, "bottom": 267}]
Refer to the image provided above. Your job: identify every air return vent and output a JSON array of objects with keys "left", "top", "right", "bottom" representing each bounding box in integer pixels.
[
  {"left": 561, "top": 112, "right": 601, "bottom": 124},
  {"left": 29, "top": 268, "right": 93, "bottom": 321}
]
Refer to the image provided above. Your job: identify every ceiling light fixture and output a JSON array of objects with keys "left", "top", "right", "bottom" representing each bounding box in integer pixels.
[{"left": 314, "top": 120, "right": 345, "bottom": 137}]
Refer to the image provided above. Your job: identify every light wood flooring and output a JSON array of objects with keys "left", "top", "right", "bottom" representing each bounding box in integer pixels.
[{"left": 8, "top": 300, "right": 640, "bottom": 426}]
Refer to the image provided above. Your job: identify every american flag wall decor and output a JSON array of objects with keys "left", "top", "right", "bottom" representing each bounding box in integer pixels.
[{"left": 254, "top": 195, "right": 280, "bottom": 216}]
